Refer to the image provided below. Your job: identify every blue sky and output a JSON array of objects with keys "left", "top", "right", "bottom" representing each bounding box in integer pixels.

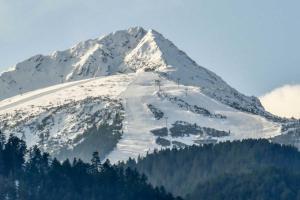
[{"left": 1, "top": 0, "right": 299, "bottom": 97}]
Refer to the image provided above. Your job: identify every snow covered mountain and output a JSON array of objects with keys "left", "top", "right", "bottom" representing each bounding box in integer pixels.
[
  {"left": 0, "top": 27, "right": 265, "bottom": 115},
  {"left": 0, "top": 27, "right": 295, "bottom": 163}
]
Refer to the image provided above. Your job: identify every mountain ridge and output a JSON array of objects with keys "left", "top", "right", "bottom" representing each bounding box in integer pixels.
[{"left": 0, "top": 27, "right": 295, "bottom": 163}]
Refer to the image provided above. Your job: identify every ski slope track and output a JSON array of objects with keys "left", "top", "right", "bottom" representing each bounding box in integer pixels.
[{"left": 0, "top": 27, "right": 294, "bottom": 163}]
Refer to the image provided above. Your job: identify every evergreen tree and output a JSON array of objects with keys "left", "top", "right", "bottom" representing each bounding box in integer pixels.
[
  {"left": 0, "top": 131, "right": 5, "bottom": 175},
  {"left": 21, "top": 132, "right": 26, "bottom": 141},
  {"left": 3, "top": 134, "right": 26, "bottom": 177},
  {"left": 90, "top": 151, "right": 101, "bottom": 173},
  {"left": 0, "top": 130, "right": 5, "bottom": 150}
]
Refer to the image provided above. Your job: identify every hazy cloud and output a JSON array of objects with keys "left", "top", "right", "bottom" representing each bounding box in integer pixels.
[{"left": 260, "top": 85, "right": 300, "bottom": 118}]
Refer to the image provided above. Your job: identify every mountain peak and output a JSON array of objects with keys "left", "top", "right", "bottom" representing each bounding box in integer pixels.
[
  {"left": 127, "top": 26, "right": 147, "bottom": 35},
  {"left": 0, "top": 27, "right": 268, "bottom": 117}
]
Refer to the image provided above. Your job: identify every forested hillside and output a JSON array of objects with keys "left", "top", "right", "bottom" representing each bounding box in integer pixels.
[
  {"left": 2, "top": 128, "right": 300, "bottom": 200},
  {"left": 188, "top": 168, "right": 300, "bottom": 200},
  {"left": 126, "top": 139, "right": 300, "bottom": 200},
  {"left": 0, "top": 131, "right": 180, "bottom": 200}
]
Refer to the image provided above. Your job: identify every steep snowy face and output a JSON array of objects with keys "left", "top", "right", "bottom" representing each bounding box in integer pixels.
[
  {"left": 0, "top": 27, "right": 146, "bottom": 100},
  {"left": 125, "top": 30, "right": 267, "bottom": 116},
  {"left": 66, "top": 27, "right": 147, "bottom": 80},
  {"left": 124, "top": 30, "right": 168, "bottom": 71}
]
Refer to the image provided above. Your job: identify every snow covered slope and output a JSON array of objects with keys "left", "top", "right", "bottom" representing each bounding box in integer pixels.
[
  {"left": 0, "top": 27, "right": 289, "bottom": 163},
  {"left": 0, "top": 70, "right": 281, "bottom": 162}
]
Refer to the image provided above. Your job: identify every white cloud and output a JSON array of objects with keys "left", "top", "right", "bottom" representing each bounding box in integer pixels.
[{"left": 260, "top": 85, "right": 300, "bottom": 119}]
